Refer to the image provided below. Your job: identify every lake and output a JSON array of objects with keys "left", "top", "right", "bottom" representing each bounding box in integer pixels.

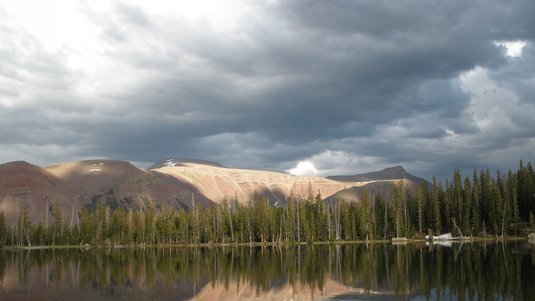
[{"left": 0, "top": 241, "right": 533, "bottom": 300}]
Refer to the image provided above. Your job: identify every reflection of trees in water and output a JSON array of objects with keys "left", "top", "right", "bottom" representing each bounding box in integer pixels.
[{"left": 0, "top": 242, "right": 534, "bottom": 300}]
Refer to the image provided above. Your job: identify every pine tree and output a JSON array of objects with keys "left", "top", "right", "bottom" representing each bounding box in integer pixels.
[
  {"left": 190, "top": 199, "right": 200, "bottom": 244},
  {"left": 299, "top": 199, "right": 311, "bottom": 241},
  {"left": 314, "top": 193, "right": 326, "bottom": 241},
  {"left": 244, "top": 200, "right": 254, "bottom": 243},
  {"left": 453, "top": 169, "right": 463, "bottom": 230},
  {"left": 432, "top": 177, "right": 442, "bottom": 234},
  {"left": 359, "top": 189, "right": 371, "bottom": 240},
  {"left": 480, "top": 170, "right": 496, "bottom": 234},
  {"left": 176, "top": 209, "right": 188, "bottom": 243},
  {"left": 50, "top": 202, "right": 64, "bottom": 245},
  {"left": 333, "top": 200, "right": 342, "bottom": 240},
  {"left": 285, "top": 193, "right": 296, "bottom": 241},
  {"left": 17, "top": 206, "right": 32, "bottom": 246},
  {"left": 144, "top": 204, "right": 156, "bottom": 244},
  {"left": 0, "top": 212, "right": 6, "bottom": 246},
  {"left": 462, "top": 177, "right": 472, "bottom": 235},
  {"left": 443, "top": 177, "right": 453, "bottom": 231},
  {"left": 34, "top": 223, "right": 46, "bottom": 246},
  {"left": 472, "top": 169, "right": 481, "bottom": 233},
  {"left": 132, "top": 210, "right": 144, "bottom": 244},
  {"left": 341, "top": 202, "right": 352, "bottom": 240},
  {"left": 78, "top": 207, "right": 93, "bottom": 244},
  {"left": 370, "top": 192, "right": 377, "bottom": 240},
  {"left": 392, "top": 182, "right": 403, "bottom": 238},
  {"left": 416, "top": 182, "right": 427, "bottom": 234},
  {"left": 126, "top": 209, "right": 134, "bottom": 244},
  {"left": 493, "top": 181, "right": 503, "bottom": 236},
  {"left": 254, "top": 195, "right": 270, "bottom": 243},
  {"left": 507, "top": 170, "right": 520, "bottom": 234},
  {"left": 517, "top": 160, "right": 535, "bottom": 221},
  {"left": 221, "top": 199, "right": 234, "bottom": 242}
]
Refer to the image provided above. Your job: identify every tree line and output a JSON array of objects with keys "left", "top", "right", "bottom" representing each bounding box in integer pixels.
[{"left": 0, "top": 161, "right": 534, "bottom": 247}]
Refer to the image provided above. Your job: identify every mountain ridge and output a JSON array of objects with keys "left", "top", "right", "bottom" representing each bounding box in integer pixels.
[
  {"left": 45, "top": 159, "right": 212, "bottom": 211},
  {"left": 0, "top": 161, "right": 76, "bottom": 224},
  {"left": 150, "top": 158, "right": 224, "bottom": 169},
  {"left": 325, "top": 166, "right": 429, "bottom": 203},
  {"left": 0, "top": 158, "right": 425, "bottom": 224},
  {"left": 327, "top": 165, "right": 428, "bottom": 183}
]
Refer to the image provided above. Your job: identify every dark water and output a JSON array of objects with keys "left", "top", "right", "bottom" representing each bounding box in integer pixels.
[{"left": 0, "top": 242, "right": 534, "bottom": 301}]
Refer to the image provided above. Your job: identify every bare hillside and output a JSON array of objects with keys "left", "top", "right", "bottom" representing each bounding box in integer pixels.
[
  {"left": 151, "top": 160, "right": 364, "bottom": 205},
  {"left": 0, "top": 161, "right": 75, "bottom": 224},
  {"left": 326, "top": 166, "right": 429, "bottom": 203},
  {"left": 0, "top": 158, "right": 425, "bottom": 224},
  {"left": 45, "top": 160, "right": 212, "bottom": 211}
]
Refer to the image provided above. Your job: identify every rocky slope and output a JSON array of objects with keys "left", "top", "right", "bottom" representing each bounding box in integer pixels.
[
  {"left": 150, "top": 158, "right": 363, "bottom": 205},
  {"left": 45, "top": 160, "right": 212, "bottom": 211},
  {"left": 0, "top": 158, "right": 425, "bottom": 224},
  {"left": 0, "top": 161, "right": 75, "bottom": 224},
  {"left": 325, "top": 166, "right": 429, "bottom": 203}
]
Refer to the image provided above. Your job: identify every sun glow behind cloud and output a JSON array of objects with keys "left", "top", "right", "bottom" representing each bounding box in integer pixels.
[
  {"left": 2, "top": 0, "right": 98, "bottom": 52},
  {"left": 2, "top": 0, "right": 249, "bottom": 47},
  {"left": 151, "top": 0, "right": 249, "bottom": 31},
  {"left": 1, "top": 0, "right": 252, "bottom": 104},
  {"left": 494, "top": 40, "right": 527, "bottom": 57},
  {"left": 287, "top": 161, "right": 318, "bottom": 176}
]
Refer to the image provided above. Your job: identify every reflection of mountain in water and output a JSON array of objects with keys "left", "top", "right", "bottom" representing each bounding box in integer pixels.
[
  {"left": 0, "top": 242, "right": 533, "bottom": 301},
  {"left": 188, "top": 278, "right": 365, "bottom": 301}
]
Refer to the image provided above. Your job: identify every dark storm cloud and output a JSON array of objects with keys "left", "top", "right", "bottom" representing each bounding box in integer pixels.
[{"left": 0, "top": 0, "right": 533, "bottom": 178}]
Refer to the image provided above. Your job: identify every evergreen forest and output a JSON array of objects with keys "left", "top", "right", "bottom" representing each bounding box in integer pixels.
[{"left": 1, "top": 161, "right": 534, "bottom": 247}]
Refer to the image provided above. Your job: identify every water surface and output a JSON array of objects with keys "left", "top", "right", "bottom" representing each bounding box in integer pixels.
[{"left": 0, "top": 242, "right": 534, "bottom": 300}]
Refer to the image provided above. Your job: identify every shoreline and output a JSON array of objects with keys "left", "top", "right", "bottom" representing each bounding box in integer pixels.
[{"left": 1, "top": 236, "right": 528, "bottom": 250}]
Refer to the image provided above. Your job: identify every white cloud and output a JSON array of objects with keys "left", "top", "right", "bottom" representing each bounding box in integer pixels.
[
  {"left": 284, "top": 151, "right": 385, "bottom": 177},
  {"left": 494, "top": 40, "right": 527, "bottom": 57},
  {"left": 460, "top": 66, "right": 521, "bottom": 132},
  {"left": 1, "top": 0, "right": 101, "bottom": 53},
  {"left": 287, "top": 161, "right": 318, "bottom": 176}
]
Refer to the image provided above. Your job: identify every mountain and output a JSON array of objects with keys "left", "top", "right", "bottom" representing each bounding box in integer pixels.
[
  {"left": 327, "top": 165, "right": 427, "bottom": 183},
  {"left": 0, "top": 161, "right": 75, "bottom": 224},
  {"left": 150, "top": 161, "right": 363, "bottom": 205},
  {"left": 45, "top": 160, "right": 212, "bottom": 211},
  {"left": 325, "top": 179, "right": 419, "bottom": 204},
  {"left": 0, "top": 159, "right": 426, "bottom": 224},
  {"left": 325, "top": 166, "right": 428, "bottom": 203}
]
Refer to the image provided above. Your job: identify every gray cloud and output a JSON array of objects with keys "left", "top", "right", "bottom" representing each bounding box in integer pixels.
[{"left": 0, "top": 0, "right": 533, "bottom": 179}]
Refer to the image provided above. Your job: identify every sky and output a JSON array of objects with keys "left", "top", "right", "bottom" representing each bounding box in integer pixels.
[{"left": 0, "top": 0, "right": 534, "bottom": 180}]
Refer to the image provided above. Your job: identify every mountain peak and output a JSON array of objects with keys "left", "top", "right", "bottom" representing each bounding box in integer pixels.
[
  {"left": 327, "top": 165, "right": 426, "bottom": 184},
  {"left": 388, "top": 165, "right": 404, "bottom": 170},
  {"left": 381, "top": 165, "right": 410, "bottom": 177},
  {"left": 383, "top": 165, "right": 406, "bottom": 172},
  {"left": 0, "top": 160, "right": 41, "bottom": 173}
]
